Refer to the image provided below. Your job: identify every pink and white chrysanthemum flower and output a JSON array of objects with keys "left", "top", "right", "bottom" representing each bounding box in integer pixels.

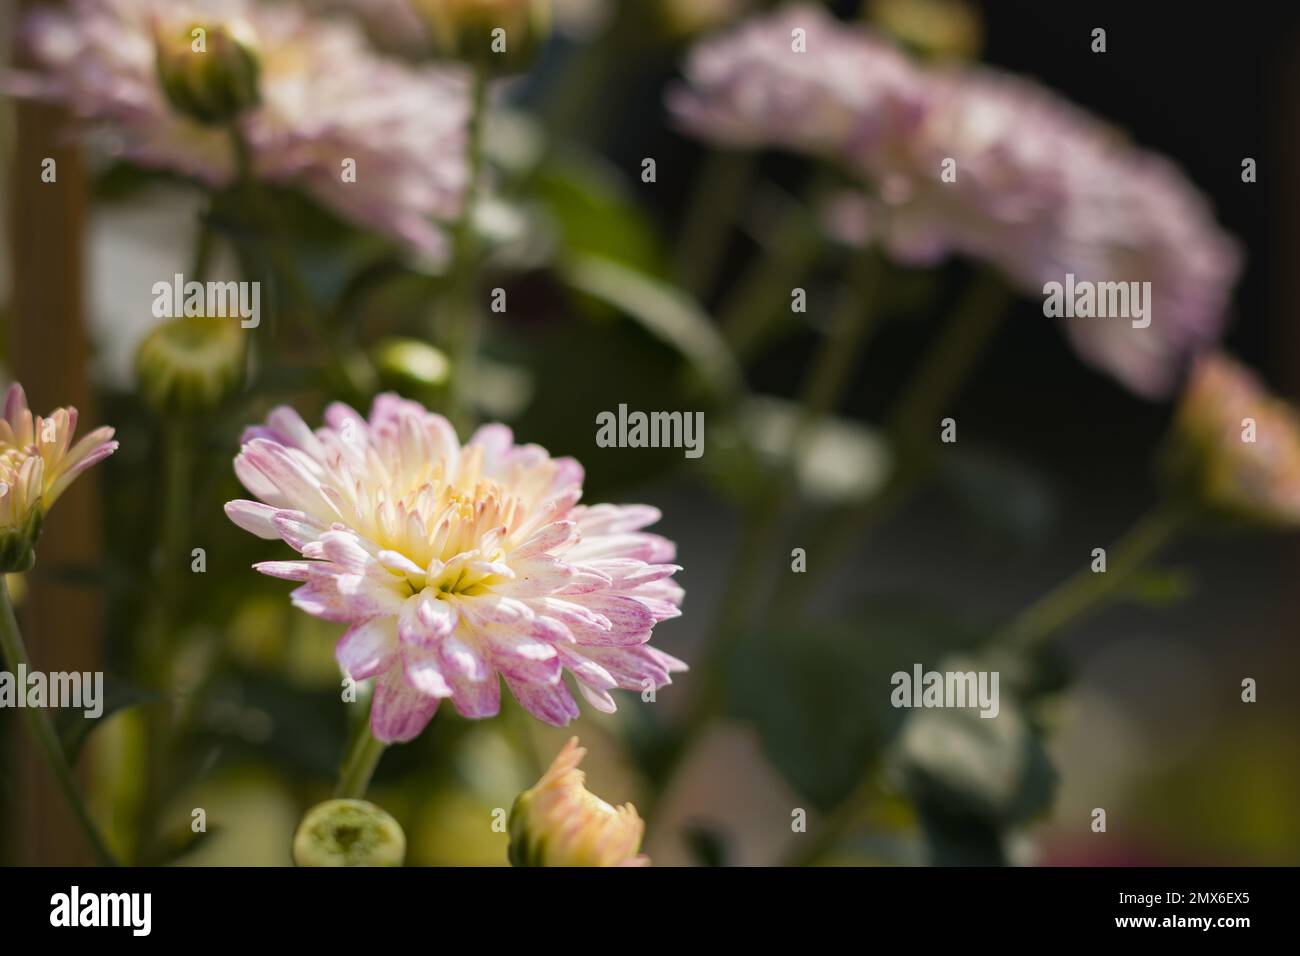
[
  {"left": 226, "top": 395, "right": 687, "bottom": 743},
  {"left": 11, "top": 0, "right": 468, "bottom": 265},
  {"left": 0, "top": 383, "right": 119, "bottom": 530}
]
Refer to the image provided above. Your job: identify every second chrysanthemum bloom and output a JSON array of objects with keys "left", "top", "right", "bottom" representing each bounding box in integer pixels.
[{"left": 226, "top": 395, "right": 687, "bottom": 743}]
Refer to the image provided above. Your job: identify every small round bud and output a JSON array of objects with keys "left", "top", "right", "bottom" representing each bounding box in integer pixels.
[
  {"left": 371, "top": 338, "right": 452, "bottom": 394},
  {"left": 292, "top": 799, "right": 406, "bottom": 867},
  {"left": 135, "top": 316, "right": 246, "bottom": 416},
  {"left": 155, "top": 20, "right": 261, "bottom": 125},
  {"left": 411, "top": 0, "right": 552, "bottom": 72}
]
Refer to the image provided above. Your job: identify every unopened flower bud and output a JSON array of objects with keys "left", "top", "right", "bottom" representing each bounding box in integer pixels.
[
  {"left": 508, "top": 737, "right": 648, "bottom": 867},
  {"left": 1163, "top": 352, "right": 1300, "bottom": 527},
  {"left": 411, "top": 0, "right": 551, "bottom": 71},
  {"left": 136, "top": 316, "right": 246, "bottom": 416},
  {"left": 371, "top": 338, "right": 452, "bottom": 394},
  {"left": 866, "top": 0, "right": 983, "bottom": 62},
  {"left": 292, "top": 798, "right": 406, "bottom": 867},
  {"left": 155, "top": 20, "right": 261, "bottom": 125}
]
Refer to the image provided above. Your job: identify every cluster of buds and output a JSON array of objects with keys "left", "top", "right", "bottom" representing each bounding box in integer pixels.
[{"left": 0, "top": 385, "right": 117, "bottom": 573}]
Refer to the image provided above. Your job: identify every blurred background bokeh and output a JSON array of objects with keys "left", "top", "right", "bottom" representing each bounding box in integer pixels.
[{"left": 1, "top": 0, "right": 1298, "bottom": 866}]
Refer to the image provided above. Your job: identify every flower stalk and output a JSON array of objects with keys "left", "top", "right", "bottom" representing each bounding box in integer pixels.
[
  {"left": 0, "top": 577, "right": 119, "bottom": 866},
  {"left": 445, "top": 65, "right": 491, "bottom": 433}
]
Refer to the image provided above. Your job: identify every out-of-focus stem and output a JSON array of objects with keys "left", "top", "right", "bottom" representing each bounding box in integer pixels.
[
  {"left": 784, "top": 269, "right": 1012, "bottom": 612},
  {"left": 335, "top": 718, "right": 388, "bottom": 800},
  {"left": 0, "top": 578, "right": 119, "bottom": 866},
  {"left": 445, "top": 67, "right": 490, "bottom": 433},
  {"left": 135, "top": 419, "right": 192, "bottom": 863},
  {"left": 790, "top": 503, "right": 1186, "bottom": 865},
  {"left": 1000, "top": 503, "right": 1189, "bottom": 653},
  {"left": 650, "top": 250, "right": 883, "bottom": 815},
  {"left": 717, "top": 193, "right": 822, "bottom": 358},
  {"left": 227, "top": 126, "right": 373, "bottom": 402},
  {"left": 673, "top": 151, "right": 755, "bottom": 299}
]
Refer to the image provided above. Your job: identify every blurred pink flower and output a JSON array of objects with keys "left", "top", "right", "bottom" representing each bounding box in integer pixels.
[
  {"left": 671, "top": 6, "right": 1241, "bottom": 398},
  {"left": 667, "top": 3, "right": 927, "bottom": 158},
  {"left": 226, "top": 395, "right": 686, "bottom": 743},
  {"left": 11, "top": 0, "right": 468, "bottom": 265}
]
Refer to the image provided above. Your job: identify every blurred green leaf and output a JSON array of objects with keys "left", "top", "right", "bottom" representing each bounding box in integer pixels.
[
  {"left": 893, "top": 682, "right": 1057, "bottom": 829},
  {"left": 708, "top": 396, "right": 893, "bottom": 506},
  {"left": 729, "top": 599, "right": 987, "bottom": 810},
  {"left": 55, "top": 676, "right": 161, "bottom": 762},
  {"left": 534, "top": 149, "right": 663, "bottom": 273},
  {"left": 155, "top": 821, "right": 224, "bottom": 865},
  {"left": 562, "top": 255, "right": 742, "bottom": 399}
]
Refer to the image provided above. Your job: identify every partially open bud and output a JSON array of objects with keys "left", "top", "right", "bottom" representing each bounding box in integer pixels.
[
  {"left": 508, "top": 737, "right": 648, "bottom": 867},
  {"left": 136, "top": 316, "right": 246, "bottom": 416},
  {"left": 155, "top": 19, "right": 261, "bottom": 125},
  {"left": 371, "top": 337, "right": 452, "bottom": 394},
  {"left": 292, "top": 798, "right": 406, "bottom": 867},
  {"left": 411, "top": 0, "right": 551, "bottom": 71},
  {"left": 0, "top": 385, "right": 117, "bottom": 573},
  {"left": 1162, "top": 353, "right": 1300, "bottom": 528}
]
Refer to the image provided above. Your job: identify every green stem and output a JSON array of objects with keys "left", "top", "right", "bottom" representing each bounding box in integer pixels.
[
  {"left": 673, "top": 151, "right": 754, "bottom": 298},
  {"left": 887, "top": 268, "right": 1012, "bottom": 457},
  {"left": 0, "top": 578, "right": 119, "bottom": 866},
  {"left": 445, "top": 67, "right": 491, "bottom": 433},
  {"left": 1001, "top": 503, "right": 1189, "bottom": 653},
  {"left": 227, "top": 126, "right": 372, "bottom": 402},
  {"left": 334, "top": 719, "right": 388, "bottom": 800},
  {"left": 135, "top": 420, "right": 193, "bottom": 862},
  {"left": 783, "top": 269, "right": 1013, "bottom": 613},
  {"left": 717, "top": 192, "right": 822, "bottom": 358},
  {"left": 649, "top": 250, "right": 884, "bottom": 815}
]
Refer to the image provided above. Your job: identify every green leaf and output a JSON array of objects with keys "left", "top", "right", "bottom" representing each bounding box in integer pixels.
[
  {"left": 729, "top": 395, "right": 893, "bottom": 505},
  {"left": 155, "top": 821, "right": 223, "bottom": 865},
  {"left": 534, "top": 149, "right": 663, "bottom": 273},
  {"left": 55, "top": 676, "right": 161, "bottom": 762},
  {"left": 892, "top": 682, "right": 1057, "bottom": 829},
  {"left": 562, "top": 254, "right": 742, "bottom": 398},
  {"left": 728, "top": 599, "right": 987, "bottom": 810}
]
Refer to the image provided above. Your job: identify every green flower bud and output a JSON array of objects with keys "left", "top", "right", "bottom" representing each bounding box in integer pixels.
[
  {"left": 0, "top": 508, "right": 42, "bottom": 575},
  {"left": 371, "top": 338, "right": 452, "bottom": 394},
  {"left": 135, "top": 316, "right": 246, "bottom": 416},
  {"left": 292, "top": 799, "right": 406, "bottom": 867},
  {"left": 411, "top": 0, "right": 552, "bottom": 72},
  {"left": 155, "top": 21, "right": 261, "bottom": 125}
]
